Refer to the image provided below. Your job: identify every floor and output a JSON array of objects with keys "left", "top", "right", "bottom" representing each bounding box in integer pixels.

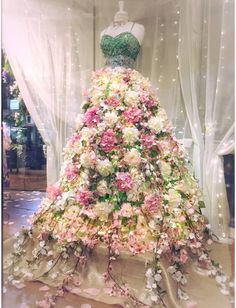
[{"left": 2, "top": 191, "right": 235, "bottom": 308}]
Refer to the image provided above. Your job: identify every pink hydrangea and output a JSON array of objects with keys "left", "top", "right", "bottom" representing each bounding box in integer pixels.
[
  {"left": 84, "top": 107, "right": 101, "bottom": 127},
  {"left": 142, "top": 194, "right": 162, "bottom": 213},
  {"left": 141, "top": 93, "right": 157, "bottom": 108},
  {"left": 65, "top": 164, "right": 78, "bottom": 181},
  {"left": 69, "top": 133, "right": 81, "bottom": 145},
  {"left": 140, "top": 133, "right": 157, "bottom": 149},
  {"left": 123, "top": 107, "right": 142, "bottom": 124},
  {"left": 105, "top": 96, "right": 120, "bottom": 107},
  {"left": 116, "top": 172, "right": 133, "bottom": 192},
  {"left": 76, "top": 189, "right": 94, "bottom": 206},
  {"left": 47, "top": 184, "right": 62, "bottom": 201},
  {"left": 100, "top": 129, "right": 117, "bottom": 152}
]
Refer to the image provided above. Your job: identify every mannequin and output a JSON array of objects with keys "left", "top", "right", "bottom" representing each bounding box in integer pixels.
[{"left": 100, "top": 1, "right": 145, "bottom": 45}]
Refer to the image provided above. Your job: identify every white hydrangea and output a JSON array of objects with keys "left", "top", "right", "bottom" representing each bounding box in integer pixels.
[
  {"left": 123, "top": 127, "right": 139, "bottom": 144},
  {"left": 148, "top": 116, "right": 164, "bottom": 133},
  {"left": 124, "top": 89, "right": 140, "bottom": 106},
  {"left": 168, "top": 189, "right": 182, "bottom": 208},
  {"left": 80, "top": 127, "right": 97, "bottom": 140},
  {"left": 104, "top": 111, "right": 118, "bottom": 127},
  {"left": 97, "top": 180, "right": 110, "bottom": 196},
  {"left": 124, "top": 148, "right": 141, "bottom": 167},
  {"left": 93, "top": 202, "right": 114, "bottom": 221},
  {"left": 159, "top": 161, "right": 171, "bottom": 178},
  {"left": 96, "top": 159, "right": 113, "bottom": 176},
  {"left": 80, "top": 151, "right": 96, "bottom": 168}
]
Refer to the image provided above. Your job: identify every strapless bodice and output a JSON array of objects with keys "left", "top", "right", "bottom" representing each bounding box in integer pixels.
[{"left": 100, "top": 32, "right": 141, "bottom": 68}]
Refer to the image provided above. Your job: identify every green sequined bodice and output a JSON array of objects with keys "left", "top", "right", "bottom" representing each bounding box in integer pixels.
[{"left": 100, "top": 32, "right": 141, "bottom": 68}]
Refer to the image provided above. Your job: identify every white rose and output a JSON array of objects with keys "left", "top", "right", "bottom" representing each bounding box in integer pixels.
[
  {"left": 168, "top": 189, "right": 182, "bottom": 208},
  {"left": 80, "top": 127, "right": 97, "bottom": 140},
  {"left": 97, "top": 180, "right": 110, "bottom": 196},
  {"left": 96, "top": 159, "right": 113, "bottom": 176},
  {"left": 124, "top": 89, "right": 139, "bottom": 106},
  {"left": 75, "top": 114, "right": 84, "bottom": 130},
  {"left": 80, "top": 151, "right": 96, "bottom": 168},
  {"left": 93, "top": 202, "right": 114, "bottom": 221},
  {"left": 104, "top": 111, "right": 118, "bottom": 127},
  {"left": 148, "top": 116, "right": 164, "bottom": 133},
  {"left": 124, "top": 148, "right": 141, "bottom": 167},
  {"left": 159, "top": 161, "right": 172, "bottom": 178},
  {"left": 123, "top": 127, "right": 139, "bottom": 144}
]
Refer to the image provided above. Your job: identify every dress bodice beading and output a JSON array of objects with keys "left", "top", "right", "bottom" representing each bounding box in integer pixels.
[{"left": 100, "top": 30, "right": 141, "bottom": 69}]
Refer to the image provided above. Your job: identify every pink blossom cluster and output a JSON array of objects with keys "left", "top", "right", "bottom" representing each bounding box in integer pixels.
[
  {"left": 65, "top": 164, "right": 78, "bottom": 181},
  {"left": 140, "top": 133, "right": 157, "bottom": 149},
  {"left": 141, "top": 93, "right": 157, "bottom": 108},
  {"left": 142, "top": 194, "right": 162, "bottom": 213},
  {"left": 100, "top": 129, "right": 117, "bottom": 152},
  {"left": 76, "top": 189, "right": 94, "bottom": 206},
  {"left": 105, "top": 96, "right": 120, "bottom": 107},
  {"left": 84, "top": 107, "right": 101, "bottom": 127},
  {"left": 116, "top": 172, "right": 133, "bottom": 192},
  {"left": 123, "top": 107, "right": 142, "bottom": 124},
  {"left": 47, "top": 184, "right": 62, "bottom": 201}
]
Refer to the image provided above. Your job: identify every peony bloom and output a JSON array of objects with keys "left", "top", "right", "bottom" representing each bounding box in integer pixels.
[
  {"left": 84, "top": 107, "right": 101, "bottom": 127},
  {"left": 80, "top": 151, "right": 97, "bottom": 168},
  {"left": 148, "top": 116, "right": 164, "bottom": 133},
  {"left": 104, "top": 111, "right": 118, "bottom": 127},
  {"left": 140, "top": 133, "right": 156, "bottom": 149},
  {"left": 142, "top": 194, "right": 162, "bottom": 213},
  {"left": 122, "top": 127, "right": 139, "bottom": 144},
  {"left": 123, "top": 107, "right": 142, "bottom": 124},
  {"left": 100, "top": 129, "right": 117, "bottom": 152},
  {"left": 76, "top": 189, "right": 94, "bottom": 206},
  {"left": 116, "top": 172, "right": 133, "bottom": 192},
  {"left": 140, "top": 93, "right": 157, "bottom": 108},
  {"left": 124, "top": 148, "right": 141, "bottom": 167},
  {"left": 96, "top": 159, "right": 113, "bottom": 176}
]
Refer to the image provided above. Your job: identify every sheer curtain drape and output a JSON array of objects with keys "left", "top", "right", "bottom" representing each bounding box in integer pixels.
[
  {"left": 2, "top": 0, "right": 94, "bottom": 184},
  {"left": 2, "top": 0, "right": 234, "bottom": 237}
]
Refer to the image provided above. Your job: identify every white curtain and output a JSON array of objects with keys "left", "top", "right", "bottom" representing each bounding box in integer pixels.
[
  {"left": 2, "top": 0, "right": 234, "bottom": 237},
  {"left": 2, "top": 0, "right": 94, "bottom": 184},
  {"left": 201, "top": 0, "right": 234, "bottom": 239}
]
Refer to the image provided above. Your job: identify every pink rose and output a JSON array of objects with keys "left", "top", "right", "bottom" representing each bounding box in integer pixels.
[
  {"left": 47, "top": 184, "right": 62, "bottom": 201},
  {"left": 84, "top": 107, "right": 101, "bottom": 127},
  {"left": 76, "top": 190, "right": 94, "bottom": 206},
  {"left": 100, "top": 129, "right": 117, "bottom": 152},
  {"left": 69, "top": 133, "right": 81, "bottom": 146},
  {"left": 123, "top": 107, "right": 142, "bottom": 124},
  {"left": 141, "top": 93, "right": 157, "bottom": 108},
  {"left": 105, "top": 96, "right": 120, "bottom": 107},
  {"left": 65, "top": 164, "right": 78, "bottom": 181},
  {"left": 116, "top": 172, "right": 133, "bottom": 192},
  {"left": 142, "top": 194, "right": 161, "bottom": 213},
  {"left": 140, "top": 133, "right": 157, "bottom": 149}
]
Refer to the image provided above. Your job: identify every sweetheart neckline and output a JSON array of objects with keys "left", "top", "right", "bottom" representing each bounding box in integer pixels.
[{"left": 101, "top": 32, "right": 140, "bottom": 46}]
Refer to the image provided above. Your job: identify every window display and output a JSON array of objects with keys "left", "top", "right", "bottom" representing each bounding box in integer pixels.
[{"left": 3, "top": 1, "right": 234, "bottom": 307}]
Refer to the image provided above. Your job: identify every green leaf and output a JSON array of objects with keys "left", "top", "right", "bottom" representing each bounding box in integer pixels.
[
  {"left": 114, "top": 201, "right": 121, "bottom": 211},
  {"left": 150, "top": 148, "right": 158, "bottom": 158},
  {"left": 198, "top": 201, "right": 206, "bottom": 209},
  {"left": 118, "top": 192, "right": 127, "bottom": 202}
]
